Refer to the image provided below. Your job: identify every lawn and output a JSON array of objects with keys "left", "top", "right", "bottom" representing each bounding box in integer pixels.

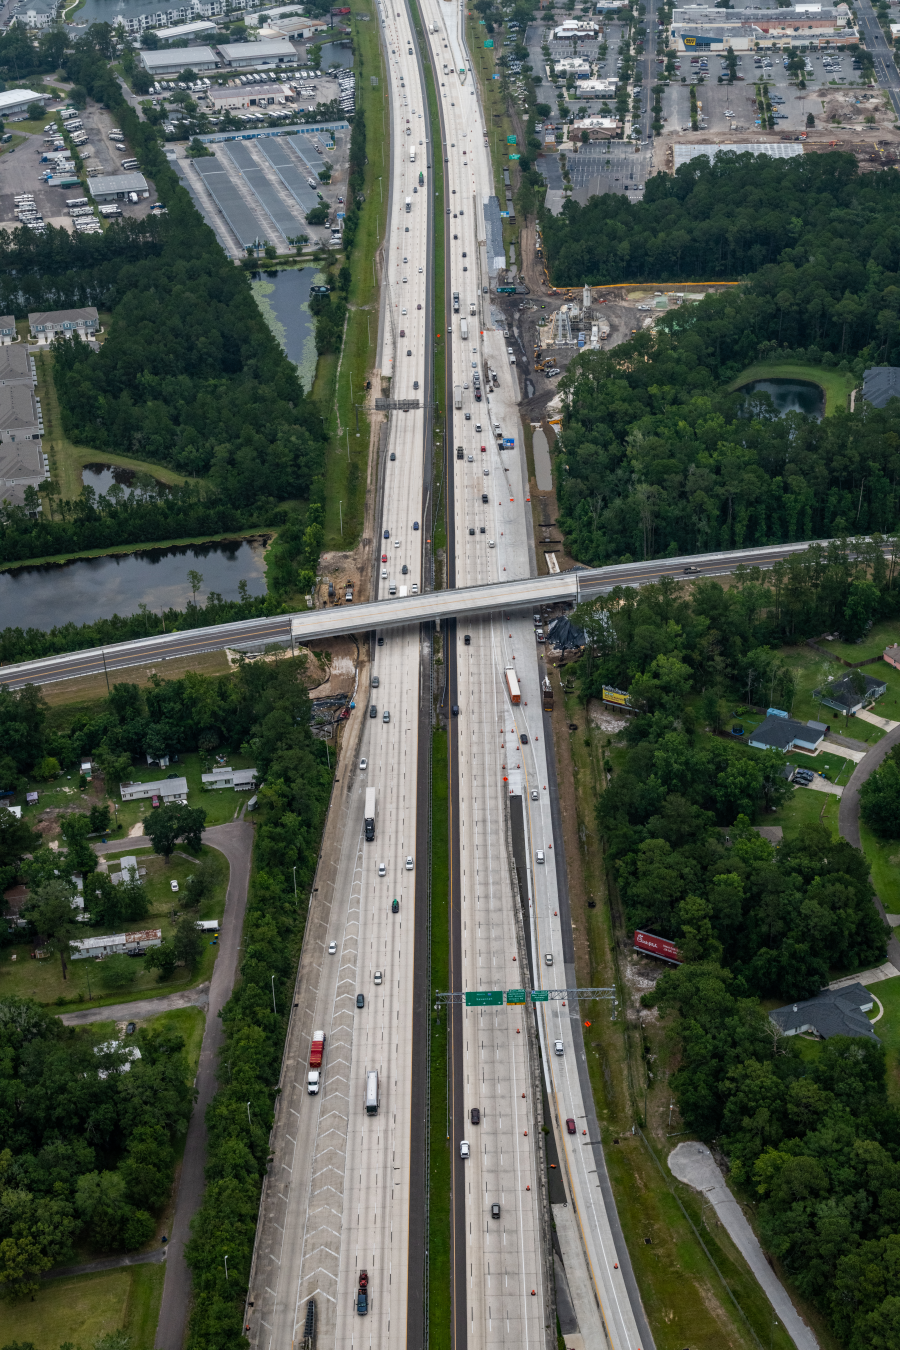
[
  {"left": 90, "top": 1005, "right": 206, "bottom": 1079},
  {"left": 871, "top": 974, "right": 900, "bottom": 1103},
  {"left": 765, "top": 782, "right": 840, "bottom": 836},
  {"left": 727, "top": 361, "right": 857, "bottom": 415},
  {"left": 0, "top": 844, "right": 228, "bottom": 1009},
  {"left": 808, "top": 617, "right": 900, "bottom": 666},
  {"left": 859, "top": 822, "right": 900, "bottom": 914},
  {"left": 3, "top": 1261, "right": 165, "bottom": 1350},
  {"left": 429, "top": 726, "right": 452, "bottom": 1350},
  {"left": 778, "top": 644, "right": 900, "bottom": 746}
]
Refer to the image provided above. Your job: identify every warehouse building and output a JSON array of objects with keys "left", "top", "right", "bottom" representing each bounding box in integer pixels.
[
  {"left": 671, "top": 2, "right": 856, "bottom": 48},
  {"left": 139, "top": 43, "right": 219, "bottom": 72},
  {"left": 0, "top": 88, "right": 47, "bottom": 119},
  {"left": 218, "top": 38, "right": 296, "bottom": 67},
  {"left": 206, "top": 81, "right": 292, "bottom": 110},
  {"left": 88, "top": 172, "right": 150, "bottom": 203}
]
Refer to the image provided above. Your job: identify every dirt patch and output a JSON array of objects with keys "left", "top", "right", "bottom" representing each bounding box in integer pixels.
[
  {"left": 305, "top": 635, "right": 361, "bottom": 700},
  {"left": 317, "top": 537, "right": 375, "bottom": 608},
  {"left": 588, "top": 700, "right": 631, "bottom": 736}
]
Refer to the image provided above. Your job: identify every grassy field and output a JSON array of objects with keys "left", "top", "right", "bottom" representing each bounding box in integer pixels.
[
  {"left": 90, "top": 1004, "right": 205, "bottom": 1076},
  {"left": 871, "top": 974, "right": 900, "bottom": 1103},
  {"left": 466, "top": 13, "right": 518, "bottom": 202},
  {"left": 32, "top": 349, "right": 196, "bottom": 505},
  {"left": 0, "top": 843, "right": 228, "bottom": 1008},
  {"left": 4, "top": 1261, "right": 165, "bottom": 1350},
  {"left": 727, "top": 361, "right": 857, "bottom": 415},
  {"left": 779, "top": 642, "right": 900, "bottom": 742},
  {"left": 320, "top": 0, "right": 389, "bottom": 551},
  {"left": 428, "top": 726, "right": 452, "bottom": 1350},
  {"left": 808, "top": 617, "right": 900, "bottom": 666},
  {"left": 859, "top": 822, "right": 900, "bottom": 913}
]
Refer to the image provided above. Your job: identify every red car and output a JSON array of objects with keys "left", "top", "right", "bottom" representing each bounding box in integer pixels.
[
  {"left": 382, "top": 553, "right": 387, "bottom": 563},
  {"left": 399, "top": 329, "right": 405, "bottom": 337},
  {"left": 566, "top": 1118, "right": 576, "bottom": 1135},
  {"left": 480, "top": 444, "right": 486, "bottom": 452}
]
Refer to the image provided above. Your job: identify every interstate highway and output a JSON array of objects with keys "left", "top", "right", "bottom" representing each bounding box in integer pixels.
[
  {"left": 0, "top": 539, "right": 845, "bottom": 690},
  {"left": 244, "top": 1, "right": 434, "bottom": 1345}
]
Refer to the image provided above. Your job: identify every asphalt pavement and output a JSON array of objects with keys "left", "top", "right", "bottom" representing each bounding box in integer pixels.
[{"left": 153, "top": 821, "right": 254, "bottom": 1350}]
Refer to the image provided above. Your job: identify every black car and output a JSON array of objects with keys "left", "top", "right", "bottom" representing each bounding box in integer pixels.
[
  {"left": 468, "top": 527, "right": 475, "bottom": 535},
  {"left": 392, "top": 898, "right": 399, "bottom": 913},
  {"left": 384, "top": 529, "right": 390, "bottom": 539},
  {"left": 491, "top": 1202, "right": 500, "bottom": 1219},
  {"left": 452, "top": 704, "right": 459, "bottom": 716},
  {"left": 356, "top": 993, "right": 365, "bottom": 1008},
  {"left": 402, "top": 564, "right": 408, "bottom": 575},
  {"left": 481, "top": 493, "right": 489, "bottom": 503},
  {"left": 471, "top": 1106, "right": 481, "bottom": 1124},
  {"left": 370, "top": 705, "right": 377, "bottom": 718},
  {"left": 520, "top": 734, "right": 528, "bottom": 744},
  {"left": 464, "top": 634, "right": 471, "bottom": 645}
]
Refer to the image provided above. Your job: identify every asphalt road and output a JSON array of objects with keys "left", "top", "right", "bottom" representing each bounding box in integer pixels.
[
  {"left": 852, "top": 0, "right": 900, "bottom": 117},
  {"left": 153, "top": 821, "right": 254, "bottom": 1350}
]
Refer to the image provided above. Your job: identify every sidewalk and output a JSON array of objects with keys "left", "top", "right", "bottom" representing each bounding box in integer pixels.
[{"left": 668, "top": 1143, "right": 819, "bottom": 1350}]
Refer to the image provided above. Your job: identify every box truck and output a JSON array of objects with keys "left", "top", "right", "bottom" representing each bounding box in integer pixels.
[
  {"left": 460, "top": 318, "right": 468, "bottom": 340},
  {"left": 505, "top": 669, "right": 521, "bottom": 704},
  {"left": 454, "top": 386, "right": 462, "bottom": 409},
  {"left": 365, "top": 1069, "right": 379, "bottom": 1115}
]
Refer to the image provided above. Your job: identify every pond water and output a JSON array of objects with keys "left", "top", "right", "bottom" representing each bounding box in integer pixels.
[
  {"left": 740, "top": 378, "right": 825, "bottom": 420},
  {"left": 251, "top": 267, "right": 319, "bottom": 393},
  {"left": 82, "top": 463, "right": 168, "bottom": 496},
  {"left": 0, "top": 539, "right": 267, "bottom": 632}
]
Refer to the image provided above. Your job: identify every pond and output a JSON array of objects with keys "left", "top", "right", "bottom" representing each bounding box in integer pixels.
[
  {"left": 251, "top": 266, "right": 319, "bottom": 393},
  {"left": 0, "top": 539, "right": 267, "bottom": 632},
  {"left": 81, "top": 463, "right": 169, "bottom": 496},
  {"left": 740, "top": 378, "right": 825, "bottom": 420}
]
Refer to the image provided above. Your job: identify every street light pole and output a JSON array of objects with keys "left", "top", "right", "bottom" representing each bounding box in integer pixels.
[
  {"left": 246, "top": 1101, "right": 251, "bottom": 1127},
  {"left": 271, "top": 973, "right": 276, "bottom": 1014},
  {"left": 292, "top": 864, "right": 297, "bottom": 900},
  {"left": 224, "top": 1255, "right": 229, "bottom": 1282}
]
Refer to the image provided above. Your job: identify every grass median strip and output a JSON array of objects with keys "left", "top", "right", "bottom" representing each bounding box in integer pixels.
[{"left": 429, "top": 725, "right": 452, "bottom": 1349}]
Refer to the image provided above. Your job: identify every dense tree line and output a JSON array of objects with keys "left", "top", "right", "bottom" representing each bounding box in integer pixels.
[
  {"left": 860, "top": 742, "right": 900, "bottom": 839},
  {"left": 556, "top": 339, "right": 900, "bottom": 565},
  {"left": 0, "top": 220, "right": 166, "bottom": 317},
  {"left": 0, "top": 997, "right": 194, "bottom": 1296},
  {"left": 184, "top": 658, "right": 331, "bottom": 1349},
  {"left": 645, "top": 964, "right": 900, "bottom": 1348}
]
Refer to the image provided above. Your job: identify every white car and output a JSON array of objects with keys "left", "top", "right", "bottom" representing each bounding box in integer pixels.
[
  {"left": 382, "top": 568, "right": 387, "bottom": 578},
  {"left": 545, "top": 952, "right": 553, "bottom": 966},
  {"left": 360, "top": 757, "right": 368, "bottom": 771},
  {"left": 329, "top": 941, "right": 337, "bottom": 954},
  {"left": 536, "top": 850, "right": 545, "bottom": 864},
  {"left": 459, "top": 1140, "right": 470, "bottom": 1159},
  {"left": 374, "top": 970, "right": 383, "bottom": 984},
  {"left": 488, "top": 540, "right": 495, "bottom": 548},
  {"left": 378, "top": 862, "right": 386, "bottom": 876},
  {"left": 554, "top": 1040, "right": 564, "bottom": 1056},
  {"left": 531, "top": 789, "right": 539, "bottom": 800},
  {"left": 405, "top": 856, "right": 414, "bottom": 871},
  {"left": 170, "top": 880, "right": 179, "bottom": 892}
]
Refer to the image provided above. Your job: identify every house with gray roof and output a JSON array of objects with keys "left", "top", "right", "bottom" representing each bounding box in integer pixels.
[
  {"left": 747, "top": 716, "right": 826, "bottom": 754},
  {"left": 814, "top": 671, "right": 887, "bottom": 715},
  {"left": 0, "top": 346, "right": 33, "bottom": 387},
  {"left": 770, "top": 983, "right": 880, "bottom": 1042},
  {"left": 862, "top": 367, "right": 900, "bottom": 409}
]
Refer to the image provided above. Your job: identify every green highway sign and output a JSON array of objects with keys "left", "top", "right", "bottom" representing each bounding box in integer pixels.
[
  {"left": 531, "top": 990, "right": 549, "bottom": 1002},
  {"left": 484, "top": 37, "right": 494, "bottom": 46},
  {"left": 507, "top": 989, "right": 527, "bottom": 1004},
  {"left": 465, "top": 990, "right": 503, "bottom": 1007}
]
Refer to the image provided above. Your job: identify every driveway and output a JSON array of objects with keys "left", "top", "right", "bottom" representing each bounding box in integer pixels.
[
  {"left": 60, "top": 984, "right": 210, "bottom": 1027},
  {"left": 838, "top": 725, "right": 900, "bottom": 971},
  {"left": 668, "top": 1143, "right": 819, "bottom": 1350}
]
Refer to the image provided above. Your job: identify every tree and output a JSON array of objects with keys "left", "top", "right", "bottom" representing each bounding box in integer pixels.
[
  {"left": 187, "top": 570, "right": 203, "bottom": 605},
  {"left": 60, "top": 812, "right": 97, "bottom": 876},
  {"left": 860, "top": 746, "right": 900, "bottom": 839},
  {"left": 183, "top": 852, "right": 216, "bottom": 909},
  {"left": 88, "top": 803, "right": 112, "bottom": 835},
  {"left": 97, "top": 954, "right": 138, "bottom": 992},
  {"left": 143, "top": 941, "right": 177, "bottom": 981},
  {"left": 23, "top": 880, "right": 82, "bottom": 980},
  {"left": 172, "top": 915, "right": 204, "bottom": 972},
  {"left": 307, "top": 42, "right": 322, "bottom": 67},
  {"left": 74, "top": 1170, "right": 130, "bottom": 1251},
  {"left": 26, "top": 101, "right": 45, "bottom": 123},
  {"left": 144, "top": 803, "right": 206, "bottom": 862},
  {"left": 0, "top": 810, "right": 40, "bottom": 873}
]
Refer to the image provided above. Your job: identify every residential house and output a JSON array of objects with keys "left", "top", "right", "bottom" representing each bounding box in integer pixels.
[
  {"left": 0, "top": 385, "right": 42, "bottom": 443},
  {"left": 0, "top": 318, "right": 18, "bottom": 347},
  {"left": 813, "top": 671, "right": 887, "bottom": 715},
  {"left": 863, "top": 368, "right": 900, "bottom": 408},
  {"left": 0, "top": 346, "right": 33, "bottom": 386},
  {"left": 28, "top": 307, "right": 99, "bottom": 344},
  {"left": 71, "top": 928, "right": 162, "bottom": 958},
  {"left": 201, "top": 766, "right": 258, "bottom": 790},
  {"left": 884, "top": 643, "right": 900, "bottom": 671},
  {"left": 119, "top": 776, "right": 188, "bottom": 802},
  {"left": 747, "top": 716, "right": 826, "bottom": 754},
  {"left": 770, "top": 983, "right": 879, "bottom": 1042}
]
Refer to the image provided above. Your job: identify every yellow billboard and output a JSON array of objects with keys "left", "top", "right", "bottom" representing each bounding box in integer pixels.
[{"left": 602, "top": 686, "right": 632, "bottom": 708}]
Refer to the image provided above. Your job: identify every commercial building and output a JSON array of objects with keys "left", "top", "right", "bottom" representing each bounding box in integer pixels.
[
  {"left": 747, "top": 716, "right": 826, "bottom": 754},
  {"left": 217, "top": 38, "right": 297, "bottom": 67},
  {"left": 0, "top": 386, "right": 41, "bottom": 443},
  {"left": 0, "top": 88, "right": 47, "bottom": 119},
  {"left": 861, "top": 367, "right": 900, "bottom": 409},
  {"left": 814, "top": 671, "right": 888, "bottom": 715},
  {"left": 770, "top": 983, "right": 879, "bottom": 1041},
  {"left": 672, "top": 2, "right": 856, "bottom": 49},
  {"left": 88, "top": 173, "right": 150, "bottom": 203},
  {"left": 201, "top": 766, "right": 258, "bottom": 789},
  {"left": 0, "top": 318, "right": 16, "bottom": 347},
  {"left": 148, "top": 17, "right": 216, "bottom": 40},
  {"left": 139, "top": 43, "right": 219, "bottom": 73},
  {"left": 571, "top": 79, "right": 617, "bottom": 99},
  {"left": 9, "top": 0, "right": 59, "bottom": 27},
  {"left": 119, "top": 776, "right": 189, "bottom": 802},
  {"left": 0, "top": 346, "right": 33, "bottom": 387},
  {"left": 28, "top": 307, "right": 100, "bottom": 343},
  {"left": 570, "top": 115, "right": 621, "bottom": 137},
  {"left": 206, "top": 81, "right": 292, "bottom": 110},
  {"left": 260, "top": 16, "right": 327, "bottom": 39},
  {"left": 548, "top": 57, "right": 592, "bottom": 77},
  {"left": 553, "top": 18, "right": 600, "bottom": 39}
]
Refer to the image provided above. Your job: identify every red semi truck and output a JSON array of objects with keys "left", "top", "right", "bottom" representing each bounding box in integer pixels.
[{"left": 307, "top": 1030, "right": 326, "bottom": 1094}]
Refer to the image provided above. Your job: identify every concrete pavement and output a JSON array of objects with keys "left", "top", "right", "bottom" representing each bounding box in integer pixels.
[
  {"left": 668, "top": 1143, "right": 819, "bottom": 1350},
  {"left": 154, "top": 821, "right": 254, "bottom": 1350}
]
